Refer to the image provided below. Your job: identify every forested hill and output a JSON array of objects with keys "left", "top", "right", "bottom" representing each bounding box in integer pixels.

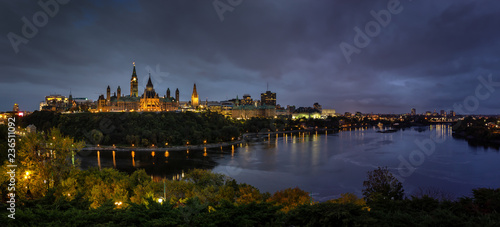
[{"left": 20, "top": 111, "right": 240, "bottom": 146}]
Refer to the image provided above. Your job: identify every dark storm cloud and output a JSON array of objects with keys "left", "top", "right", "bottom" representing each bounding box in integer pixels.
[{"left": 1, "top": 0, "right": 500, "bottom": 114}]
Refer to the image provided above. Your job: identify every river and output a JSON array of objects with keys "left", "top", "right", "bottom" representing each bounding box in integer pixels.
[{"left": 78, "top": 125, "right": 500, "bottom": 201}]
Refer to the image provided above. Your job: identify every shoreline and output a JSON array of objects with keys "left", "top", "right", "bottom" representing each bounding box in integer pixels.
[
  {"left": 82, "top": 140, "right": 245, "bottom": 152},
  {"left": 452, "top": 131, "right": 500, "bottom": 147},
  {"left": 80, "top": 125, "right": 464, "bottom": 152},
  {"left": 81, "top": 128, "right": 339, "bottom": 152}
]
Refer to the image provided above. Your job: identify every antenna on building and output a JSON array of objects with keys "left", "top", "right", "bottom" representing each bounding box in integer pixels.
[{"left": 266, "top": 82, "right": 269, "bottom": 91}]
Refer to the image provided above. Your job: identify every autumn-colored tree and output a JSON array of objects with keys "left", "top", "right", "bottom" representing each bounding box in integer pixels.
[
  {"left": 182, "top": 169, "right": 232, "bottom": 204},
  {"left": 76, "top": 168, "right": 131, "bottom": 208},
  {"left": 328, "top": 193, "right": 370, "bottom": 211},
  {"left": 362, "top": 167, "right": 404, "bottom": 202},
  {"left": 236, "top": 184, "right": 264, "bottom": 204},
  {"left": 15, "top": 128, "right": 84, "bottom": 199},
  {"left": 267, "top": 187, "right": 311, "bottom": 212}
]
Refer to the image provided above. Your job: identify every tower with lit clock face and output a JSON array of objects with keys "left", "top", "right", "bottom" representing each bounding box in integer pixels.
[
  {"left": 130, "top": 62, "right": 139, "bottom": 97},
  {"left": 191, "top": 83, "right": 199, "bottom": 107}
]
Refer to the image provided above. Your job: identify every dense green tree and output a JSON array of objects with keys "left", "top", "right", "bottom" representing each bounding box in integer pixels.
[
  {"left": 362, "top": 166, "right": 405, "bottom": 202},
  {"left": 328, "top": 192, "right": 369, "bottom": 210},
  {"left": 20, "top": 111, "right": 242, "bottom": 146},
  {"left": 285, "top": 202, "right": 375, "bottom": 226},
  {"left": 0, "top": 124, "right": 8, "bottom": 165}
]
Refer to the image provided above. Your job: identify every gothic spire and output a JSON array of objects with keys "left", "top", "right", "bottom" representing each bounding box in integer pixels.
[
  {"left": 131, "top": 62, "right": 137, "bottom": 79},
  {"left": 192, "top": 83, "right": 198, "bottom": 96},
  {"left": 146, "top": 74, "right": 153, "bottom": 88}
]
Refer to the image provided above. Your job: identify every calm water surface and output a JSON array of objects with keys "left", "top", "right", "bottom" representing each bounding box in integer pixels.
[{"left": 79, "top": 125, "right": 500, "bottom": 201}]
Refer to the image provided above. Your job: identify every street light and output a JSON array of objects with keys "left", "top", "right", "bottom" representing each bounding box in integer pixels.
[
  {"left": 25, "top": 171, "right": 32, "bottom": 199},
  {"left": 24, "top": 171, "right": 30, "bottom": 179}
]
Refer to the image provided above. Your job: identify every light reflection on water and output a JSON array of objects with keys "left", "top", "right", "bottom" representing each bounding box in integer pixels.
[{"left": 79, "top": 125, "right": 499, "bottom": 201}]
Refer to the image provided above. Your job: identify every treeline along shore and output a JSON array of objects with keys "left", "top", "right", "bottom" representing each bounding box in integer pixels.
[{"left": 18, "top": 111, "right": 500, "bottom": 149}]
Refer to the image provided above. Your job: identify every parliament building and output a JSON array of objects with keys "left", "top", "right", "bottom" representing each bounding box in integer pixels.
[{"left": 97, "top": 64, "right": 183, "bottom": 112}]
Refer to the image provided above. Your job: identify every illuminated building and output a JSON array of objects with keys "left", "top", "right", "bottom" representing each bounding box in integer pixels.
[
  {"left": 40, "top": 94, "right": 68, "bottom": 111},
  {"left": 97, "top": 64, "right": 179, "bottom": 112},
  {"left": 221, "top": 101, "right": 234, "bottom": 118},
  {"left": 140, "top": 75, "right": 161, "bottom": 111},
  {"left": 232, "top": 105, "right": 276, "bottom": 119},
  {"left": 130, "top": 63, "right": 138, "bottom": 97},
  {"left": 207, "top": 101, "right": 223, "bottom": 113},
  {"left": 261, "top": 90, "right": 276, "bottom": 106},
  {"left": 411, "top": 108, "right": 416, "bottom": 115},
  {"left": 175, "top": 88, "right": 179, "bottom": 105},
  {"left": 321, "top": 109, "right": 336, "bottom": 118},
  {"left": 292, "top": 106, "right": 322, "bottom": 119},
  {"left": 191, "top": 83, "right": 199, "bottom": 107},
  {"left": 241, "top": 94, "right": 253, "bottom": 105}
]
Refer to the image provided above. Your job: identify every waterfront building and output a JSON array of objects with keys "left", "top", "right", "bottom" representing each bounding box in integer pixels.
[
  {"left": 232, "top": 105, "right": 276, "bottom": 119},
  {"left": 207, "top": 101, "right": 222, "bottom": 113},
  {"left": 292, "top": 107, "right": 321, "bottom": 119},
  {"left": 40, "top": 94, "right": 68, "bottom": 111},
  {"left": 322, "top": 109, "right": 336, "bottom": 118},
  {"left": 221, "top": 101, "right": 234, "bottom": 118},
  {"left": 261, "top": 90, "right": 276, "bottom": 106},
  {"left": 97, "top": 64, "right": 179, "bottom": 112},
  {"left": 191, "top": 83, "right": 199, "bottom": 107},
  {"left": 240, "top": 94, "right": 253, "bottom": 106}
]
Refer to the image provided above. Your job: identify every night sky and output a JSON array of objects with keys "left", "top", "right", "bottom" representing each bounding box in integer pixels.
[{"left": 2, "top": 0, "right": 500, "bottom": 114}]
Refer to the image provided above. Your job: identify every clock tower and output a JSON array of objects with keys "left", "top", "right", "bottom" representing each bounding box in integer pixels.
[{"left": 130, "top": 62, "right": 138, "bottom": 97}]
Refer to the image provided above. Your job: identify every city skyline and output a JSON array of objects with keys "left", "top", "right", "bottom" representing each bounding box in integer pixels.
[{"left": 2, "top": 1, "right": 500, "bottom": 114}]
